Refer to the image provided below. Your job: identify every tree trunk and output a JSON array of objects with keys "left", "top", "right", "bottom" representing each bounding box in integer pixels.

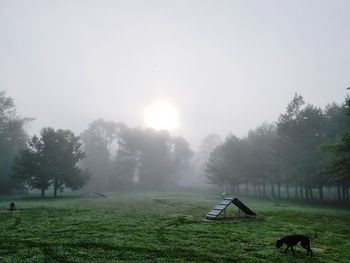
[
  {"left": 41, "top": 189, "right": 45, "bottom": 197},
  {"left": 295, "top": 182, "right": 298, "bottom": 199},
  {"left": 286, "top": 182, "right": 290, "bottom": 200},
  {"left": 319, "top": 185, "right": 323, "bottom": 202},
  {"left": 337, "top": 183, "right": 341, "bottom": 202},
  {"left": 262, "top": 180, "right": 266, "bottom": 197},
  {"left": 305, "top": 187, "right": 309, "bottom": 202},
  {"left": 300, "top": 185, "right": 304, "bottom": 200},
  {"left": 254, "top": 184, "right": 257, "bottom": 196},
  {"left": 271, "top": 183, "right": 275, "bottom": 197},
  {"left": 309, "top": 188, "right": 314, "bottom": 201},
  {"left": 277, "top": 182, "right": 281, "bottom": 199},
  {"left": 257, "top": 183, "right": 261, "bottom": 197},
  {"left": 54, "top": 179, "right": 58, "bottom": 198},
  {"left": 342, "top": 184, "right": 346, "bottom": 201}
]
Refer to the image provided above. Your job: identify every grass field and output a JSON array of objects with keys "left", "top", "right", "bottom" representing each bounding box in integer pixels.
[{"left": 0, "top": 191, "right": 350, "bottom": 263}]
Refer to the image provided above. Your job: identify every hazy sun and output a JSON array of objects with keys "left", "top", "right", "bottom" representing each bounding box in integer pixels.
[{"left": 143, "top": 100, "right": 180, "bottom": 131}]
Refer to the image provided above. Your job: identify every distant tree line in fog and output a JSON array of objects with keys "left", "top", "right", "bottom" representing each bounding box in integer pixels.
[
  {"left": 80, "top": 119, "right": 193, "bottom": 191},
  {"left": 206, "top": 93, "right": 350, "bottom": 203},
  {"left": 0, "top": 91, "right": 193, "bottom": 196},
  {"left": 2, "top": 89, "right": 350, "bottom": 202}
]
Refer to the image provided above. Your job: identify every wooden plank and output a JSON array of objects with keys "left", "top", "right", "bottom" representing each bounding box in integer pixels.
[
  {"left": 219, "top": 200, "right": 232, "bottom": 205},
  {"left": 206, "top": 214, "right": 217, "bottom": 220},
  {"left": 214, "top": 204, "right": 227, "bottom": 210},
  {"left": 207, "top": 209, "right": 222, "bottom": 216},
  {"left": 232, "top": 198, "right": 256, "bottom": 216}
]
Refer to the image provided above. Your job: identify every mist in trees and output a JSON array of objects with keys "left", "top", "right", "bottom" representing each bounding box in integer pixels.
[
  {"left": 193, "top": 134, "right": 222, "bottom": 185},
  {"left": 206, "top": 93, "right": 350, "bottom": 203},
  {"left": 2, "top": 88, "right": 350, "bottom": 204},
  {"left": 0, "top": 91, "right": 32, "bottom": 194},
  {"left": 81, "top": 119, "right": 193, "bottom": 191}
]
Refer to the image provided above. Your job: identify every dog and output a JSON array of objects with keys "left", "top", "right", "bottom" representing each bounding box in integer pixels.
[{"left": 275, "top": 234, "right": 316, "bottom": 256}]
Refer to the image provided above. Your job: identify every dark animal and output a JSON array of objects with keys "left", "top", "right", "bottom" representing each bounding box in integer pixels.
[
  {"left": 9, "top": 202, "right": 16, "bottom": 211},
  {"left": 276, "top": 234, "right": 316, "bottom": 256}
]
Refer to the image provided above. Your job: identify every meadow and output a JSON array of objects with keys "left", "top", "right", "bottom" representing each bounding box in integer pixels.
[{"left": 0, "top": 191, "right": 350, "bottom": 263}]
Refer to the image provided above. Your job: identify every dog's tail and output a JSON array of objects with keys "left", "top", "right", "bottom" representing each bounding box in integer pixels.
[{"left": 309, "top": 233, "right": 317, "bottom": 239}]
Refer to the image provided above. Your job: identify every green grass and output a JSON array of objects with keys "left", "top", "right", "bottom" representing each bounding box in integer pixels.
[{"left": 0, "top": 191, "right": 350, "bottom": 262}]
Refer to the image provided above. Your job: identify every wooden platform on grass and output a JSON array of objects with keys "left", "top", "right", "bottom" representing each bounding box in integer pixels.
[{"left": 206, "top": 197, "right": 256, "bottom": 220}]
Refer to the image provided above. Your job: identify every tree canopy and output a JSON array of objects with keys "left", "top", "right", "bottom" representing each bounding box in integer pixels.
[
  {"left": 206, "top": 93, "right": 350, "bottom": 202},
  {"left": 12, "top": 128, "right": 88, "bottom": 197},
  {"left": 81, "top": 120, "right": 193, "bottom": 191},
  {"left": 0, "top": 91, "right": 32, "bottom": 194}
]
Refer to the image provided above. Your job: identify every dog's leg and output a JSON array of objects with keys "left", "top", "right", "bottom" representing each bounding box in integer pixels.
[
  {"left": 290, "top": 246, "right": 295, "bottom": 256},
  {"left": 301, "top": 243, "right": 309, "bottom": 255},
  {"left": 284, "top": 246, "right": 289, "bottom": 253},
  {"left": 308, "top": 247, "right": 313, "bottom": 257},
  {"left": 301, "top": 241, "right": 312, "bottom": 257}
]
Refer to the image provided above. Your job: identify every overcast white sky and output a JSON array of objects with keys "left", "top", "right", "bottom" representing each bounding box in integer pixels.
[{"left": 1, "top": 0, "right": 349, "bottom": 149}]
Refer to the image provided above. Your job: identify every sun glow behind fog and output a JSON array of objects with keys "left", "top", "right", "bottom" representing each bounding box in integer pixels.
[{"left": 143, "top": 100, "right": 180, "bottom": 131}]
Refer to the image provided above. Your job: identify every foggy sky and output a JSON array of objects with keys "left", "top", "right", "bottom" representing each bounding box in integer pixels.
[{"left": 1, "top": 0, "right": 349, "bottom": 149}]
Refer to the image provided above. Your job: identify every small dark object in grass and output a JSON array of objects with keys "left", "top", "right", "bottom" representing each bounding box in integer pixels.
[
  {"left": 276, "top": 234, "right": 317, "bottom": 257},
  {"left": 95, "top": 192, "right": 107, "bottom": 198},
  {"left": 9, "top": 202, "right": 16, "bottom": 211}
]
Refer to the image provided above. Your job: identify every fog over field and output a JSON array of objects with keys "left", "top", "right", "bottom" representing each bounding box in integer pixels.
[
  {"left": 1, "top": 1, "right": 350, "bottom": 262},
  {"left": 1, "top": 0, "right": 349, "bottom": 148}
]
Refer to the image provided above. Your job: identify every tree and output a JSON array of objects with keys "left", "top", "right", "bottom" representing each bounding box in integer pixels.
[
  {"left": 12, "top": 128, "right": 88, "bottom": 197},
  {"left": 195, "top": 134, "right": 222, "bottom": 184},
  {"left": 80, "top": 119, "right": 125, "bottom": 191},
  {"left": 169, "top": 136, "right": 194, "bottom": 184},
  {"left": 114, "top": 127, "right": 142, "bottom": 189},
  {"left": 82, "top": 120, "right": 193, "bottom": 191},
  {"left": 276, "top": 94, "right": 307, "bottom": 199},
  {"left": 246, "top": 123, "right": 278, "bottom": 197},
  {"left": 296, "top": 105, "right": 326, "bottom": 201},
  {"left": 0, "top": 91, "right": 32, "bottom": 194},
  {"left": 276, "top": 94, "right": 327, "bottom": 201},
  {"left": 206, "top": 134, "right": 251, "bottom": 194},
  {"left": 206, "top": 144, "right": 227, "bottom": 188},
  {"left": 12, "top": 135, "right": 51, "bottom": 197},
  {"left": 137, "top": 129, "right": 173, "bottom": 189},
  {"left": 324, "top": 96, "right": 350, "bottom": 201}
]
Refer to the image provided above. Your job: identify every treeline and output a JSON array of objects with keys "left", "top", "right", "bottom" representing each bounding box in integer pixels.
[
  {"left": 81, "top": 119, "right": 193, "bottom": 191},
  {"left": 0, "top": 91, "right": 89, "bottom": 196},
  {"left": 0, "top": 91, "right": 193, "bottom": 196},
  {"left": 206, "top": 94, "right": 350, "bottom": 203},
  {"left": 0, "top": 91, "right": 31, "bottom": 194}
]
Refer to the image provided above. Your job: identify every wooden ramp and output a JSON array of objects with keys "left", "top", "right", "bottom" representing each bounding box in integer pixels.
[
  {"left": 232, "top": 198, "right": 256, "bottom": 216},
  {"left": 206, "top": 197, "right": 256, "bottom": 220},
  {"left": 206, "top": 197, "right": 234, "bottom": 220}
]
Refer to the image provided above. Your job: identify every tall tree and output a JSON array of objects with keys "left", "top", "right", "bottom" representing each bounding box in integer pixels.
[
  {"left": 12, "top": 128, "right": 88, "bottom": 197},
  {"left": 169, "top": 136, "right": 194, "bottom": 184},
  {"left": 81, "top": 119, "right": 125, "bottom": 191},
  {"left": 12, "top": 135, "right": 50, "bottom": 197},
  {"left": 195, "top": 134, "right": 222, "bottom": 184},
  {"left": 0, "top": 91, "right": 32, "bottom": 194},
  {"left": 206, "top": 134, "right": 251, "bottom": 193},
  {"left": 137, "top": 129, "right": 173, "bottom": 189},
  {"left": 246, "top": 123, "right": 278, "bottom": 197},
  {"left": 324, "top": 96, "right": 350, "bottom": 201},
  {"left": 276, "top": 94, "right": 306, "bottom": 199}
]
